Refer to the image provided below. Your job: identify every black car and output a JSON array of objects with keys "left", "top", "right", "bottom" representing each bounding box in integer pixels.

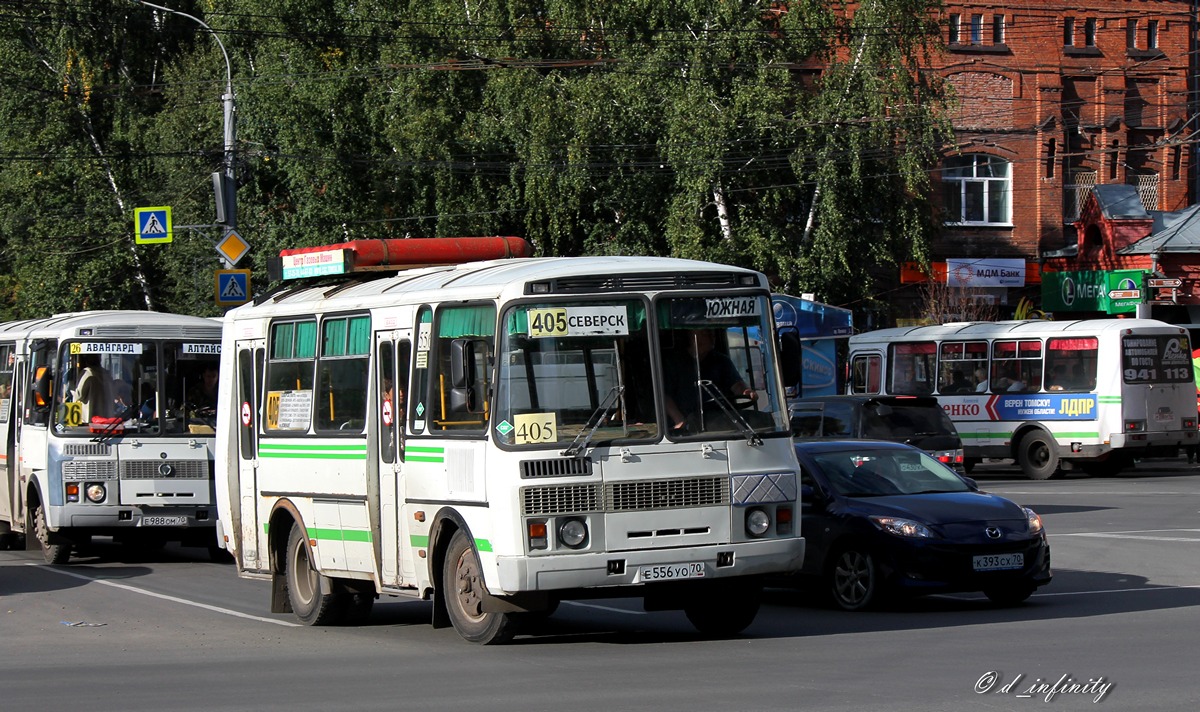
[
  {"left": 793, "top": 439, "right": 1052, "bottom": 611},
  {"left": 790, "top": 395, "right": 965, "bottom": 473}
]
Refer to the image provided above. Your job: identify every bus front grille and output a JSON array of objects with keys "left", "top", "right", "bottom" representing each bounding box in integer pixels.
[
  {"left": 62, "top": 460, "right": 118, "bottom": 482},
  {"left": 605, "top": 477, "right": 729, "bottom": 512},
  {"left": 522, "top": 484, "right": 601, "bottom": 515},
  {"left": 121, "top": 460, "right": 210, "bottom": 480}
]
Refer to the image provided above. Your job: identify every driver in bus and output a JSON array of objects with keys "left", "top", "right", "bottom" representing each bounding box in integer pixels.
[{"left": 664, "top": 329, "right": 756, "bottom": 430}]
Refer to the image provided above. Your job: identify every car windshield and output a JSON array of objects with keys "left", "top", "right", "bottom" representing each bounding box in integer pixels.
[
  {"left": 809, "top": 448, "right": 971, "bottom": 497},
  {"left": 862, "top": 403, "right": 955, "bottom": 438}
]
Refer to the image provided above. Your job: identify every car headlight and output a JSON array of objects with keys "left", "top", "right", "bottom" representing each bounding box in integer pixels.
[
  {"left": 870, "top": 516, "right": 934, "bottom": 538},
  {"left": 1022, "top": 507, "right": 1043, "bottom": 535}
]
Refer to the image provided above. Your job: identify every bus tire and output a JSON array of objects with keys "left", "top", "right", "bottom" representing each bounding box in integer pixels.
[
  {"left": 684, "top": 580, "right": 762, "bottom": 636},
  {"left": 285, "top": 523, "right": 345, "bottom": 625},
  {"left": 443, "top": 529, "right": 517, "bottom": 645},
  {"left": 1017, "top": 431, "right": 1060, "bottom": 480},
  {"left": 31, "top": 502, "right": 71, "bottom": 565}
]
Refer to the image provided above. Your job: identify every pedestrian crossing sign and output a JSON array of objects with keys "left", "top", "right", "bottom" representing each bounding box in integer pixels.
[
  {"left": 215, "top": 269, "right": 251, "bottom": 306},
  {"left": 134, "top": 206, "right": 173, "bottom": 244}
]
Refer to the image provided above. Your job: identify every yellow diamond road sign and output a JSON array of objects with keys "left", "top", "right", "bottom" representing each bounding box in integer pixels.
[{"left": 217, "top": 229, "right": 249, "bottom": 266}]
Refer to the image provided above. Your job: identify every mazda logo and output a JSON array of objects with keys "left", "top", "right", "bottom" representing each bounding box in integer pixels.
[{"left": 985, "top": 526, "right": 1001, "bottom": 539}]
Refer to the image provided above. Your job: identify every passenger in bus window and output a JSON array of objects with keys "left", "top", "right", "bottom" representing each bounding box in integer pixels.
[
  {"left": 73, "top": 354, "right": 114, "bottom": 420},
  {"left": 1047, "top": 365, "right": 1068, "bottom": 391},
  {"left": 946, "top": 369, "right": 971, "bottom": 393},
  {"left": 974, "top": 368, "right": 989, "bottom": 392}
]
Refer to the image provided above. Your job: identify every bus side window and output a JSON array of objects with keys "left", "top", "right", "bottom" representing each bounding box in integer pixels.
[{"left": 850, "top": 355, "right": 880, "bottom": 395}]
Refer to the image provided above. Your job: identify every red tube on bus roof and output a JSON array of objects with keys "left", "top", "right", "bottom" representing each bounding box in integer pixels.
[{"left": 279, "top": 236, "right": 533, "bottom": 268}]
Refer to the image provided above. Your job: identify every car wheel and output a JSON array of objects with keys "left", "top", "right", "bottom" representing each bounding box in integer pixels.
[
  {"left": 1017, "top": 431, "right": 1060, "bottom": 480},
  {"left": 984, "top": 584, "right": 1035, "bottom": 606},
  {"left": 828, "top": 547, "right": 882, "bottom": 611}
]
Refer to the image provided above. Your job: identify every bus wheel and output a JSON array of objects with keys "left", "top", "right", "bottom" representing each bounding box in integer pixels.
[
  {"left": 443, "top": 529, "right": 517, "bottom": 644},
  {"left": 285, "top": 523, "right": 345, "bottom": 625},
  {"left": 31, "top": 502, "right": 71, "bottom": 565},
  {"left": 684, "top": 580, "right": 762, "bottom": 636},
  {"left": 1017, "top": 432, "right": 1060, "bottom": 480}
]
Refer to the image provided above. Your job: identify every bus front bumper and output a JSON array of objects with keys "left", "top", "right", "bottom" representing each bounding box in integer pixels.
[{"left": 495, "top": 537, "right": 805, "bottom": 593}]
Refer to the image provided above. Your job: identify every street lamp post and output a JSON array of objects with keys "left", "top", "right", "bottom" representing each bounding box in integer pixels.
[{"left": 135, "top": 1, "right": 237, "bottom": 260}]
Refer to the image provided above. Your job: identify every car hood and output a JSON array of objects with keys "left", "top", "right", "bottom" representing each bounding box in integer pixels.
[{"left": 843, "top": 491, "right": 1028, "bottom": 527}]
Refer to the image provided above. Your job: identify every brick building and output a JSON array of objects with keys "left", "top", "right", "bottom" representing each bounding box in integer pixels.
[{"left": 896, "top": 1, "right": 1196, "bottom": 323}]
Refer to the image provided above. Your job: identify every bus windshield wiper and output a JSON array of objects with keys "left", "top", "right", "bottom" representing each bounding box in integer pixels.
[
  {"left": 698, "top": 380, "right": 762, "bottom": 446},
  {"left": 561, "top": 385, "right": 625, "bottom": 458}
]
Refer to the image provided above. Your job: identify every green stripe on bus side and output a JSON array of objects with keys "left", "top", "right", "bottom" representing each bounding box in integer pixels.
[
  {"left": 405, "top": 445, "right": 445, "bottom": 463},
  {"left": 308, "top": 527, "right": 372, "bottom": 543},
  {"left": 261, "top": 523, "right": 371, "bottom": 544},
  {"left": 259, "top": 443, "right": 368, "bottom": 460},
  {"left": 1098, "top": 396, "right": 1122, "bottom": 403},
  {"left": 408, "top": 534, "right": 491, "bottom": 552}
]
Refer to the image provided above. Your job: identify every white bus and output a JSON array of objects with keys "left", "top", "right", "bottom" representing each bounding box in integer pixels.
[
  {"left": 0, "top": 311, "right": 223, "bottom": 562},
  {"left": 215, "top": 238, "right": 804, "bottom": 643},
  {"left": 846, "top": 319, "right": 1198, "bottom": 479}
]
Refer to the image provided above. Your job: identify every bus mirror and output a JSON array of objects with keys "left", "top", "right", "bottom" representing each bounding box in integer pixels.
[
  {"left": 33, "top": 366, "right": 52, "bottom": 408},
  {"left": 779, "top": 332, "right": 802, "bottom": 387},
  {"left": 450, "top": 339, "right": 475, "bottom": 389},
  {"left": 449, "top": 386, "right": 477, "bottom": 414}
]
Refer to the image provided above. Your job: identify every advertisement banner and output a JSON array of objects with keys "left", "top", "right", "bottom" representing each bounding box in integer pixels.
[
  {"left": 1041, "top": 270, "right": 1144, "bottom": 314},
  {"left": 946, "top": 258, "right": 1026, "bottom": 287}
]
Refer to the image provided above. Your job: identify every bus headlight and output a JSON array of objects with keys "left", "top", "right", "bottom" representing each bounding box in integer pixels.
[
  {"left": 85, "top": 483, "right": 106, "bottom": 503},
  {"left": 745, "top": 508, "right": 771, "bottom": 537},
  {"left": 558, "top": 518, "right": 588, "bottom": 549}
]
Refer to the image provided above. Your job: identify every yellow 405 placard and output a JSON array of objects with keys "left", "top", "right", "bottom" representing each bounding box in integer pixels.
[
  {"left": 528, "top": 308, "right": 569, "bottom": 338},
  {"left": 513, "top": 412, "right": 556, "bottom": 444}
]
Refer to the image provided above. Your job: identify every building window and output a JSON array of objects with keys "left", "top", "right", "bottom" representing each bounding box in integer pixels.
[
  {"left": 993, "top": 14, "right": 1006, "bottom": 44},
  {"left": 948, "top": 13, "right": 960, "bottom": 44},
  {"left": 1130, "top": 173, "right": 1159, "bottom": 211},
  {"left": 942, "top": 154, "right": 1012, "bottom": 225},
  {"left": 1064, "top": 169, "right": 1097, "bottom": 223},
  {"left": 970, "top": 14, "right": 983, "bottom": 45},
  {"left": 1126, "top": 19, "right": 1138, "bottom": 49},
  {"left": 1064, "top": 17, "right": 1075, "bottom": 46},
  {"left": 1147, "top": 20, "right": 1158, "bottom": 49},
  {"left": 1085, "top": 18, "right": 1097, "bottom": 47}
]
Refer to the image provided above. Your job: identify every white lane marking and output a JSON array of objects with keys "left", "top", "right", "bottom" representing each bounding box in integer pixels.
[
  {"left": 28, "top": 563, "right": 301, "bottom": 627},
  {"left": 1032, "top": 584, "right": 1200, "bottom": 598},
  {"left": 942, "top": 583, "right": 1200, "bottom": 601},
  {"left": 563, "top": 600, "right": 646, "bottom": 615},
  {"left": 1053, "top": 528, "right": 1200, "bottom": 542}
]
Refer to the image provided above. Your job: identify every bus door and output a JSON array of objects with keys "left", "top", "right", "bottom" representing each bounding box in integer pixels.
[
  {"left": 234, "top": 338, "right": 266, "bottom": 572},
  {"left": 374, "top": 330, "right": 414, "bottom": 583},
  {"left": 0, "top": 344, "right": 16, "bottom": 534}
]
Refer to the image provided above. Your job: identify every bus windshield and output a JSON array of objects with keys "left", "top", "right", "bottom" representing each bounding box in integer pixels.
[
  {"left": 494, "top": 295, "right": 788, "bottom": 448},
  {"left": 495, "top": 300, "right": 659, "bottom": 446},
  {"left": 657, "top": 295, "right": 788, "bottom": 439},
  {"left": 55, "top": 340, "right": 221, "bottom": 436}
]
